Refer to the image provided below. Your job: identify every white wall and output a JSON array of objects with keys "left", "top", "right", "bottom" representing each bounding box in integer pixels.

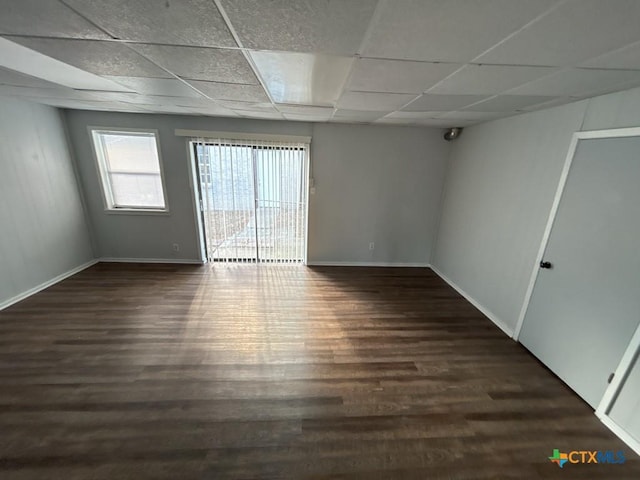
[
  {"left": 432, "top": 85, "right": 640, "bottom": 336},
  {"left": 64, "top": 110, "right": 450, "bottom": 265},
  {"left": 0, "top": 97, "right": 94, "bottom": 308},
  {"left": 609, "top": 351, "right": 640, "bottom": 446}
]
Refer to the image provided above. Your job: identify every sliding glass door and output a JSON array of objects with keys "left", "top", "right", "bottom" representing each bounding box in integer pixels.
[{"left": 193, "top": 138, "right": 308, "bottom": 263}]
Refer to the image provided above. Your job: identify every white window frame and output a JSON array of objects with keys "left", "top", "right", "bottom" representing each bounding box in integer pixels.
[{"left": 88, "top": 127, "right": 169, "bottom": 214}]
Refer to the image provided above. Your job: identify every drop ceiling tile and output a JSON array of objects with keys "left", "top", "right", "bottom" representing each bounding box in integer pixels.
[
  {"left": 218, "top": 100, "right": 278, "bottom": 112},
  {"left": 14, "top": 97, "right": 146, "bottom": 112},
  {"left": 0, "top": 84, "right": 96, "bottom": 100},
  {"left": 234, "top": 110, "right": 285, "bottom": 120},
  {"left": 402, "top": 94, "right": 488, "bottom": 111},
  {"left": 477, "top": 0, "right": 640, "bottom": 66},
  {"left": 332, "top": 109, "right": 387, "bottom": 122},
  {"left": 464, "top": 95, "right": 557, "bottom": 112},
  {"left": 375, "top": 117, "right": 451, "bottom": 127},
  {"left": 0, "top": 0, "right": 109, "bottom": 39},
  {"left": 250, "top": 51, "right": 352, "bottom": 106},
  {"left": 507, "top": 68, "right": 640, "bottom": 96},
  {"left": 337, "top": 91, "right": 416, "bottom": 111},
  {"left": 104, "top": 76, "right": 203, "bottom": 97},
  {"left": 63, "top": 0, "right": 236, "bottom": 47},
  {"left": 364, "top": 0, "right": 559, "bottom": 62},
  {"left": 135, "top": 104, "right": 200, "bottom": 114},
  {"left": 0, "top": 67, "right": 62, "bottom": 89},
  {"left": 439, "top": 111, "right": 507, "bottom": 121},
  {"left": 282, "top": 112, "right": 333, "bottom": 122},
  {"left": 219, "top": 0, "right": 377, "bottom": 54},
  {"left": 581, "top": 42, "right": 640, "bottom": 70},
  {"left": 86, "top": 92, "right": 212, "bottom": 107},
  {"left": 6, "top": 37, "right": 171, "bottom": 78},
  {"left": 137, "top": 103, "right": 239, "bottom": 116},
  {"left": 347, "top": 59, "right": 460, "bottom": 94},
  {"left": 520, "top": 96, "right": 577, "bottom": 112},
  {"left": 385, "top": 111, "right": 447, "bottom": 120},
  {"left": 276, "top": 104, "right": 333, "bottom": 116},
  {"left": 133, "top": 44, "right": 257, "bottom": 83},
  {"left": 184, "top": 80, "right": 269, "bottom": 102},
  {"left": 428, "top": 64, "right": 558, "bottom": 95}
]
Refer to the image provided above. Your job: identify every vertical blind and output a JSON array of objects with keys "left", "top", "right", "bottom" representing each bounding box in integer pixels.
[{"left": 194, "top": 137, "right": 308, "bottom": 263}]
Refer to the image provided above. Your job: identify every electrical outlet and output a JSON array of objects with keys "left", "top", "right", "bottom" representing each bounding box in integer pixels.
[
  {"left": 172, "top": 243, "right": 180, "bottom": 252},
  {"left": 369, "top": 242, "right": 375, "bottom": 251}
]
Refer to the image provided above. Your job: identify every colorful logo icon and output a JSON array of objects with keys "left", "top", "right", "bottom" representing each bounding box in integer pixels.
[
  {"left": 548, "top": 449, "right": 625, "bottom": 468},
  {"left": 549, "top": 449, "right": 568, "bottom": 468}
]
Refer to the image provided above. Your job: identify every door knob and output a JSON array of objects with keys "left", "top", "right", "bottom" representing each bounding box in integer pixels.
[{"left": 540, "top": 261, "right": 552, "bottom": 269}]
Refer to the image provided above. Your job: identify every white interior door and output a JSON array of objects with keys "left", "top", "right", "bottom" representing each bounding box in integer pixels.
[{"left": 519, "top": 133, "right": 640, "bottom": 408}]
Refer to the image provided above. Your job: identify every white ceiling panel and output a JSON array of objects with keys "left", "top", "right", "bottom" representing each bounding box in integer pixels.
[
  {"left": 507, "top": 68, "right": 640, "bottom": 97},
  {"left": 428, "top": 64, "right": 558, "bottom": 95},
  {"left": 4, "top": 0, "right": 640, "bottom": 127},
  {"left": 402, "top": 94, "right": 488, "bottom": 112},
  {"left": 0, "top": 0, "right": 108, "bottom": 39},
  {"left": 218, "top": 100, "right": 278, "bottom": 112},
  {"left": 37, "top": 99, "right": 148, "bottom": 112},
  {"left": 439, "top": 111, "right": 506, "bottom": 121},
  {"left": 0, "top": 84, "right": 100, "bottom": 101},
  {"left": 347, "top": 59, "right": 460, "bottom": 94},
  {"left": 63, "top": 0, "right": 236, "bottom": 48},
  {"left": 581, "top": 42, "right": 640, "bottom": 70},
  {"left": 384, "top": 111, "right": 446, "bottom": 120},
  {"left": 250, "top": 51, "right": 352, "bottom": 105},
  {"left": 6, "top": 37, "right": 171, "bottom": 78},
  {"left": 364, "top": 0, "right": 560, "bottom": 62},
  {"left": 84, "top": 92, "right": 213, "bottom": 108},
  {"left": 277, "top": 105, "right": 334, "bottom": 115},
  {"left": 337, "top": 91, "right": 416, "bottom": 111},
  {"left": 235, "top": 110, "right": 284, "bottom": 120},
  {"left": 133, "top": 44, "right": 257, "bottom": 83},
  {"left": 219, "top": 0, "right": 378, "bottom": 55},
  {"left": 105, "top": 76, "right": 203, "bottom": 98},
  {"left": 282, "top": 113, "right": 333, "bottom": 122},
  {"left": 375, "top": 117, "right": 451, "bottom": 127},
  {"left": 137, "top": 103, "right": 238, "bottom": 116},
  {"left": 332, "top": 110, "right": 387, "bottom": 122},
  {"left": 185, "top": 80, "right": 269, "bottom": 102},
  {"left": 520, "top": 96, "right": 579, "bottom": 112},
  {"left": 0, "top": 37, "right": 136, "bottom": 91},
  {"left": 477, "top": 0, "right": 640, "bottom": 66},
  {"left": 464, "top": 95, "right": 557, "bottom": 112},
  {"left": 0, "top": 67, "right": 63, "bottom": 89}
]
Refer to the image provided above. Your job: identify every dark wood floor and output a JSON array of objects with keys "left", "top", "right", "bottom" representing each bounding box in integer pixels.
[{"left": 0, "top": 263, "right": 637, "bottom": 479}]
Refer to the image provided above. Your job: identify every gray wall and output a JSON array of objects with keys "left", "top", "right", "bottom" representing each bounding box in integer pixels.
[
  {"left": 432, "top": 85, "right": 640, "bottom": 336},
  {"left": 309, "top": 123, "right": 449, "bottom": 264},
  {"left": 0, "top": 97, "right": 93, "bottom": 307},
  {"left": 64, "top": 110, "right": 450, "bottom": 265}
]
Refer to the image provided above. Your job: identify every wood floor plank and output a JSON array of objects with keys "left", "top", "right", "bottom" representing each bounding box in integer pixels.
[{"left": 0, "top": 263, "right": 638, "bottom": 479}]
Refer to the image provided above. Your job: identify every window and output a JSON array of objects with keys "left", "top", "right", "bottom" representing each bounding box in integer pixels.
[{"left": 90, "top": 129, "right": 167, "bottom": 211}]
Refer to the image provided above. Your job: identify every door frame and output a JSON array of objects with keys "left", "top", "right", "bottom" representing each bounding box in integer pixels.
[
  {"left": 595, "top": 322, "right": 640, "bottom": 456},
  {"left": 513, "top": 126, "right": 640, "bottom": 454},
  {"left": 514, "top": 126, "right": 640, "bottom": 340},
  {"left": 186, "top": 137, "right": 311, "bottom": 264}
]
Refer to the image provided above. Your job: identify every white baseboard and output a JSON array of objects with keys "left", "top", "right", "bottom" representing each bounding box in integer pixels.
[
  {"left": 597, "top": 413, "right": 640, "bottom": 457},
  {"left": 0, "top": 259, "right": 99, "bottom": 311},
  {"left": 99, "top": 257, "right": 205, "bottom": 265},
  {"left": 307, "top": 261, "right": 431, "bottom": 267},
  {"left": 429, "top": 264, "right": 514, "bottom": 338}
]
